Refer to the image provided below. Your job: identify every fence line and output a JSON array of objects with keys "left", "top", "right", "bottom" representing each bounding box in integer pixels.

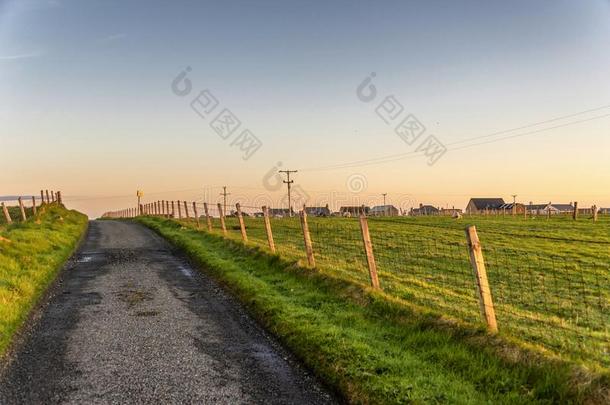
[
  {"left": 1, "top": 190, "right": 63, "bottom": 226},
  {"left": 103, "top": 199, "right": 610, "bottom": 369}
]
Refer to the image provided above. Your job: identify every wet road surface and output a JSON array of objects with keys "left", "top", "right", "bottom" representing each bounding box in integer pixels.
[{"left": 0, "top": 221, "right": 333, "bottom": 404}]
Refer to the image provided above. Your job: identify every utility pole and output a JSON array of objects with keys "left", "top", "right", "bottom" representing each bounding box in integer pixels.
[
  {"left": 382, "top": 193, "right": 387, "bottom": 216},
  {"left": 279, "top": 169, "right": 298, "bottom": 217},
  {"left": 220, "top": 186, "right": 230, "bottom": 215},
  {"left": 511, "top": 194, "right": 517, "bottom": 217}
]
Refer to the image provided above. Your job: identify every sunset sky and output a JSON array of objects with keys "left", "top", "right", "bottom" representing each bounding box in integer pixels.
[{"left": 2, "top": 0, "right": 609, "bottom": 217}]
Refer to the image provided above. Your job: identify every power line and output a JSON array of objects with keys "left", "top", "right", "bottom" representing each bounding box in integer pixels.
[{"left": 298, "top": 110, "right": 610, "bottom": 172}]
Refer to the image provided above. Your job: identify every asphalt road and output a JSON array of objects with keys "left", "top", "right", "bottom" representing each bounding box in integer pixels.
[{"left": 0, "top": 221, "right": 334, "bottom": 404}]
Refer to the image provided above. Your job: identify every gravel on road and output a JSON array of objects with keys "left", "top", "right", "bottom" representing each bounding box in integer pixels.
[{"left": 0, "top": 220, "right": 335, "bottom": 404}]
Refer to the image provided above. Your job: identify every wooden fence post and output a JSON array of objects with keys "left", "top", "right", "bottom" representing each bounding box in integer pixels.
[
  {"left": 203, "top": 203, "right": 212, "bottom": 231},
  {"left": 171, "top": 201, "right": 175, "bottom": 217},
  {"left": 193, "top": 202, "right": 200, "bottom": 228},
  {"left": 57, "top": 191, "right": 62, "bottom": 204},
  {"left": 40, "top": 190, "right": 44, "bottom": 204},
  {"left": 184, "top": 200, "right": 190, "bottom": 219},
  {"left": 45, "top": 190, "right": 50, "bottom": 204},
  {"left": 572, "top": 201, "right": 578, "bottom": 220},
  {"left": 32, "top": 196, "right": 37, "bottom": 215},
  {"left": 465, "top": 225, "right": 498, "bottom": 333},
  {"left": 359, "top": 213, "right": 380, "bottom": 289},
  {"left": 18, "top": 197, "right": 27, "bottom": 221},
  {"left": 177, "top": 200, "right": 182, "bottom": 219},
  {"left": 217, "top": 203, "right": 227, "bottom": 236},
  {"left": 2, "top": 202, "right": 12, "bottom": 224},
  {"left": 262, "top": 206, "right": 276, "bottom": 253},
  {"left": 300, "top": 205, "right": 315, "bottom": 267},
  {"left": 235, "top": 203, "right": 248, "bottom": 242},
  {"left": 592, "top": 205, "right": 598, "bottom": 222}
]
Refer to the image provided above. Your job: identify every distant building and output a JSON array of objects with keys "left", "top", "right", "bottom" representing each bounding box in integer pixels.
[
  {"left": 577, "top": 207, "right": 594, "bottom": 215},
  {"left": 304, "top": 205, "right": 331, "bottom": 217},
  {"left": 549, "top": 203, "right": 575, "bottom": 214},
  {"left": 339, "top": 206, "right": 369, "bottom": 217},
  {"left": 370, "top": 205, "right": 399, "bottom": 216},
  {"left": 526, "top": 203, "right": 574, "bottom": 215},
  {"left": 465, "top": 198, "right": 505, "bottom": 214},
  {"left": 440, "top": 207, "right": 463, "bottom": 216},
  {"left": 599, "top": 208, "right": 610, "bottom": 215},
  {"left": 410, "top": 204, "right": 440, "bottom": 216},
  {"left": 498, "top": 203, "right": 526, "bottom": 214},
  {"left": 268, "top": 208, "right": 292, "bottom": 217},
  {"left": 527, "top": 204, "right": 548, "bottom": 215}
]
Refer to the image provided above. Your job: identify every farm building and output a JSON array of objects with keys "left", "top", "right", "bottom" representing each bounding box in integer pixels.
[
  {"left": 440, "top": 208, "right": 463, "bottom": 216},
  {"left": 410, "top": 204, "right": 440, "bottom": 216},
  {"left": 370, "top": 205, "right": 399, "bottom": 216},
  {"left": 577, "top": 207, "right": 595, "bottom": 215},
  {"left": 339, "top": 206, "right": 369, "bottom": 217},
  {"left": 527, "top": 203, "right": 574, "bottom": 215},
  {"left": 527, "top": 204, "right": 549, "bottom": 215},
  {"left": 268, "top": 208, "right": 292, "bottom": 217},
  {"left": 599, "top": 208, "right": 610, "bottom": 214},
  {"left": 304, "top": 205, "right": 331, "bottom": 217},
  {"left": 498, "top": 203, "right": 526, "bottom": 214},
  {"left": 549, "top": 204, "right": 575, "bottom": 214},
  {"left": 465, "top": 198, "right": 505, "bottom": 214}
]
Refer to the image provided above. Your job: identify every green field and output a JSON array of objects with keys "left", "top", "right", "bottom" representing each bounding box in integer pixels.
[
  {"left": 140, "top": 215, "right": 609, "bottom": 403},
  {"left": 176, "top": 213, "right": 609, "bottom": 373},
  {"left": 0, "top": 203, "right": 88, "bottom": 356}
]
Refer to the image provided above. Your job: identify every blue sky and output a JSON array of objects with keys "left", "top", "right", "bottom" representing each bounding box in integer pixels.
[{"left": 1, "top": 0, "right": 609, "bottom": 216}]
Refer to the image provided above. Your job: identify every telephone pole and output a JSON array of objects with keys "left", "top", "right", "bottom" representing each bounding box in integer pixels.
[
  {"left": 220, "top": 186, "right": 231, "bottom": 215},
  {"left": 382, "top": 193, "right": 387, "bottom": 216},
  {"left": 279, "top": 169, "right": 298, "bottom": 217}
]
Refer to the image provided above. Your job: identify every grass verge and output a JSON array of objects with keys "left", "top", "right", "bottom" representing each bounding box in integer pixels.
[
  {"left": 0, "top": 204, "right": 88, "bottom": 357},
  {"left": 137, "top": 216, "right": 609, "bottom": 404}
]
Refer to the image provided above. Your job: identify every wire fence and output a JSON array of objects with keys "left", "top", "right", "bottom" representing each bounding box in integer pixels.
[
  {"left": 0, "top": 190, "right": 60, "bottom": 227},
  {"left": 104, "top": 200, "right": 610, "bottom": 370}
]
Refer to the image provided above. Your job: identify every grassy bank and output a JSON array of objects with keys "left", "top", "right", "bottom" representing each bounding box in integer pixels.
[
  {"left": 175, "top": 214, "right": 610, "bottom": 371},
  {"left": 138, "top": 216, "right": 609, "bottom": 404},
  {"left": 0, "top": 204, "right": 88, "bottom": 356}
]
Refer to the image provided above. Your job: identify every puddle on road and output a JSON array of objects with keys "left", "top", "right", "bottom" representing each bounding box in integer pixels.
[{"left": 178, "top": 265, "right": 194, "bottom": 278}]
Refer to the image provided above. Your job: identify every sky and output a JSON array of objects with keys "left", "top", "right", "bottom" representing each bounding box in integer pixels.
[{"left": 1, "top": 0, "right": 609, "bottom": 217}]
